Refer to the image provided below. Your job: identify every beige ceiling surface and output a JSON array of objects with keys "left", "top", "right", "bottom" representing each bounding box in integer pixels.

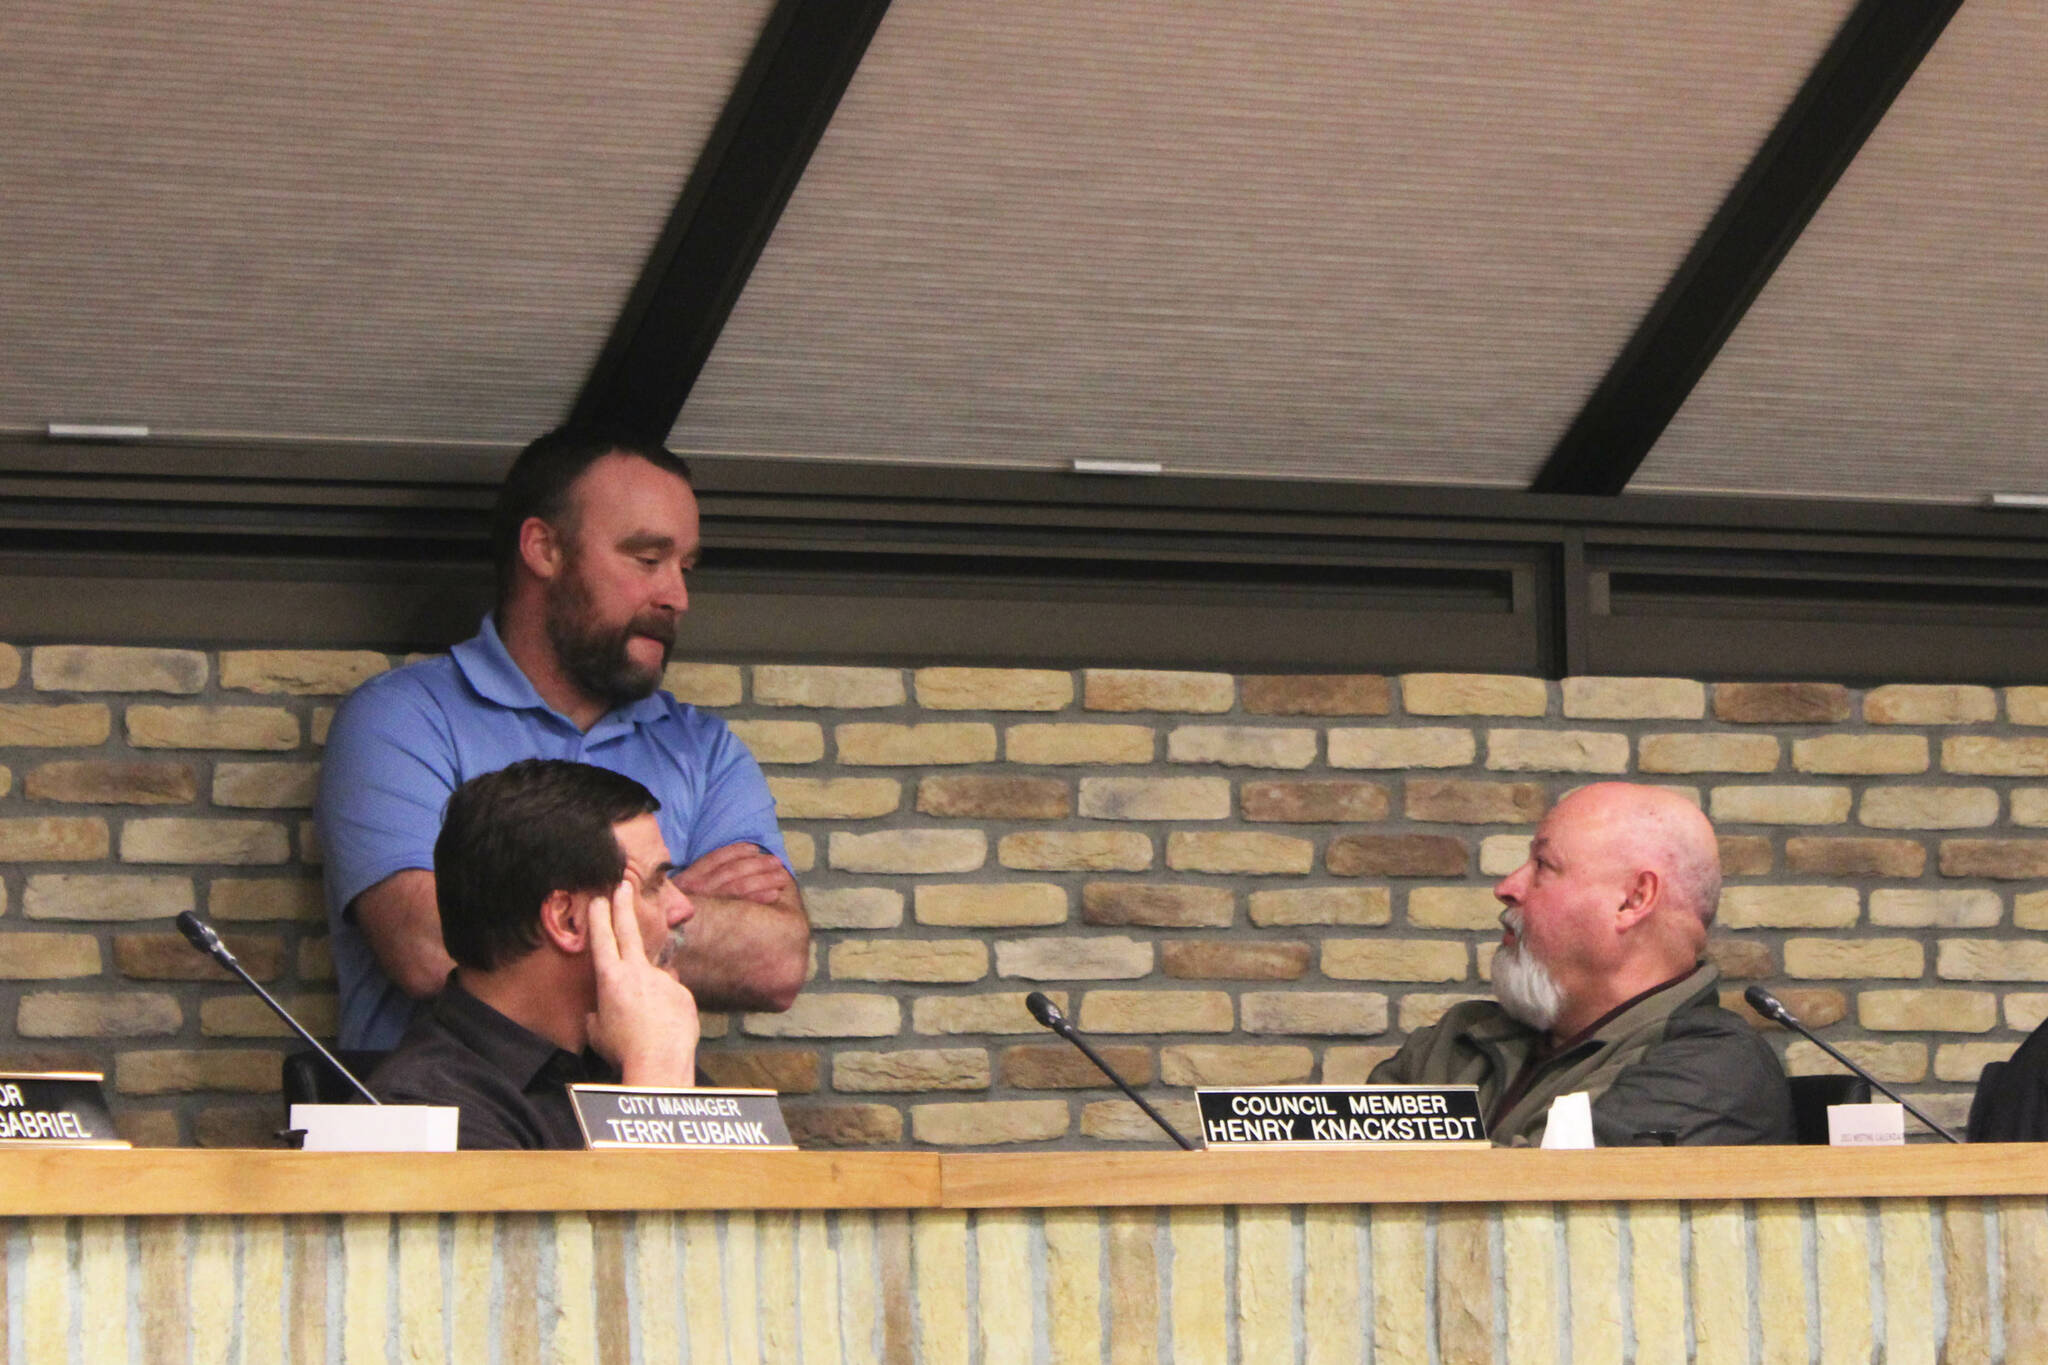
[
  {"left": 1638, "top": 0, "right": 2048, "bottom": 505},
  {"left": 674, "top": 0, "right": 1853, "bottom": 484},
  {"left": 1, "top": 0, "right": 770, "bottom": 445}
]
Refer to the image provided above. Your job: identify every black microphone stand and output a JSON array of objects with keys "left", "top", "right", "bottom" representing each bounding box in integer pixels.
[
  {"left": 1747, "top": 986, "right": 1957, "bottom": 1143},
  {"left": 1027, "top": 992, "right": 1194, "bottom": 1150}
]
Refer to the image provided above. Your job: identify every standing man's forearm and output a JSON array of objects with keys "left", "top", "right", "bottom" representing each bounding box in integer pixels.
[{"left": 671, "top": 888, "right": 810, "bottom": 1013}]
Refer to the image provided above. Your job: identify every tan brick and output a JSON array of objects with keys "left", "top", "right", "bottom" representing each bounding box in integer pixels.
[
  {"left": 917, "top": 776, "right": 1070, "bottom": 820},
  {"left": 1864, "top": 684, "right": 1995, "bottom": 726},
  {"left": 1407, "top": 887, "right": 1505, "bottom": 930},
  {"left": 2012, "top": 789, "right": 2048, "bottom": 828},
  {"left": 658, "top": 662, "right": 742, "bottom": 707},
  {"left": 1240, "top": 992, "right": 1387, "bottom": 1036},
  {"left": 912, "top": 1100, "right": 1068, "bottom": 1146},
  {"left": 1241, "top": 675, "right": 1391, "bottom": 716},
  {"left": 1005, "top": 724, "right": 1154, "bottom": 765},
  {"left": 829, "top": 940, "right": 987, "bottom": 983},
  {"left": 1859, "top": 786, "right": 1998, "bottom": 830},
  {"left": 25, "top": 873, "right": 192, "bottom": 921},
  {"left": 1161, "top": 1045, "right": 1314, "bottom": 1086},
  {"left": 1321, "top": 1046, "right": 1402, "bottom": 1083},
  {"left": 1937, "top": 939, "right": 2048, "bottom": 982},
  {"left": 1716, "top": 835, "right": 1773, "bottom": 876},
  {"left": 1706, "top": 939, "right": 1774, "bottom": 980},
  {"left": 1083, "top": 883, "right": 1234, "bottom": 928},
  {"left": 783, "top": 1102, "right": 903, "bottom": 1147},
  {"left": 218, "top": 650, "right": 387, "bottom": 696},
  {"left": 115, "top": 1050, "right": 281, "bottom": 1095},
  {"left": 1240, "top": 781, "right": 1390, "bottom": 823},
  {"left": 914, "top": 668, "right": 1073, "bottom": 712},
  {"left": 1167, "top": 726, "right": 1317, "bottom": 769},
  {"left": 1159, "top": 941, "right": 1310, "bottom": 981},
  {"left": 0, "top": 933, "right": 102, "bottom": 979},
  {"left": 1327, "top": 728, "right": 1475, "bottom": 770},
  {"left": 742, "top": 993, "right": 901, "bottom": 1038},
  {"left": 1717, "top": 886, "right": 1858, "bottom": 929},
  {"left": 1165, "top": 832, "right": 1313, "bottom": 875},
  {"left": 0, "top": 766, "right": 8, "bottom": 798},
  {"left": 1078, "top": 777, "right": 1230, "bottom": 821},
  {"left": 1478, "top": 834, "right": 1533, "bottom": 876},
  {"left": 2009, "top": 688, "right": 2048, "bottom": 726},
  {"left": 1322, "top": 940, "right": 1468, "bottom": 982},
  {"left": 1248, "top": 887, "right": 1390, "bottom": 927},
  {"left": 1327, "top": 834, "right": 1466, "bottom": 878},
  {"left": 310, "top": 708, "right": 334, "bottom": 746},
  {"left": 833, "top": 1049, "right": 990, "bottom": 1092},
  {"left": 836, "top": 723, "right": 996, "bottom": 766},
  {"left": 1782, "top": 1040, "right": 1927, "bottom": 1084},
  {"left": 1791, "top": 735, "right": 1929, "bottom": 775},
  {"left": 916, "top": 883, "right": 1067, "bottom": 928},
  {"left": 1080, "top": 1097, "right": 1203, "bottom": 1143},
  {"left": 1941, "top": 840, "right": 2048, "bottom": 880},
  {"left": 0, "top": 643, "right": 16, "bottom": 688},
  {"left": 994, "top": 936, "right": 1153, "bottom": 980},
  {"left": 784, "top": 831, "right": 816, "bottom": 872},
  {"left": 767, "top": 777, "right": 901, "bottom": 820},
  {"left": 0, "top": 817, "right": 109, "bottom": 863},
  {"left": 1396, "top": 994, "right": 1489, "bottom": 1031},
  {"left": 1709, "top": 786, "right": 1851, "bottom": 826},
  {"left": 999, "top": 832, "right": 1151, "bottom": 872},
  {"left": 32, "top": 646, "right": 206, "bottom": 694},
  {"left": 207, "top": 877, "right": 325, "bottom": 923},
  {"left": 1078, "top": 991, "right": 1234, "bottom": 1034},
  {"left": 299, "top": 938, "right": 333, "bottom": 983},
  {"left": 116, "top": 932, "right": 281, "bottom": 981},
  {"left": 725, "top": 720, "right": 824, "bottom": 764},
  {"left": 1083, "top": 669, "right": 1233, "bottom": 713},
  {"left": 1871, "top": 889, "right": 2000, "bottom": 929},
  {"left": 1560, "top": 677, "right": 1705, "bottom": 720},
  {"left": 2009, "top": 994, "right": 2048, "bottom": 1032},
  {"left": 1636, "top": 734, "right": 1778, "bottom": 774},
  {"left": 912, "top": 992, "right": 1066, "bottom": 1036},
  {"left": 1714, "top": 683, "right": 1851, "bottom": 724},
  {"left": 127, "top": 705, "right": 297, "bottom": 750},
  {"left": 2018, "top": 891, "right": 2048, "bottom": 931},
  {"left": 753, "top": 666, "right": 904, "bottom": 709},
  {"left": 806, "top": 888, "right": 904, "bottom": 930},
  {"left": 694, "top": 1049, "right": 821, "bottom": 1094},
  {"left": 1944, "top": 736, "right": 2048, "bottom": 777},
  {"left": 1935, "top": 1042, "right": 2018, "bottom": 1084},
  {"left": 120, "top": 819, "right": 288, "bottom": 866},
  {"left": 199, "top": 994, "right": 338, "bottom": 1038},
  {"left": 828, "top": 829, "right": 986, "bottom": 874},
  {"left": 212, "top": 762, "right": 319, "bottom": 809},
  {"left": 0, "top": 703, "right": 112, "bottom": 747},
  {"left": 1000, "top": 1043, "right": 1154, "bottom": 1089},
  {"left": 1485, "top": 729, "right": 1629, "bottom": 774},
  {"left": 1783, "top": 938, "right": 1923, "bottom": 979},
  {"left": 1404, "top": 779, "right": 1546, "bottom": 825},
  {"left": 114, "top": 1109, "right": 180, "bottom": 1148},
  {"left": 1724, "top": 986, "right": 1844, "bottom": 1030},
  {"left": 1400, "top": 674, "right": 1546, "bottom": 717},
  {"left": 1859, "top": 989, "right": 1996, "bottom": 1032},
  {"left": 1784, "top": 837, "right": 1925, "bottom": 878},
  {"left": 23, "top": 761, "right": 196, "bottom": 805}
]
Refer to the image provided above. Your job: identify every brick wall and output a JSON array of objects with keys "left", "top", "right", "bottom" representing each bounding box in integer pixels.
[{"left": 4, "top": 644, "right": 2046, "bottom": 1146}]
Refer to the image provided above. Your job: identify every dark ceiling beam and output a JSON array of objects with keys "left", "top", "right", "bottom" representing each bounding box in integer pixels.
[
  {"left": 568, "top": 0, "right": 893, "bottom": 443},
  {"left": 1531, "top": 0, "right": 1966, "bottom": 496}
]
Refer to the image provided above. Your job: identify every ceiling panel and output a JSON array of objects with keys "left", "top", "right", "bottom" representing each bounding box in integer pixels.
[
  {"left": 675, "top": 0, "right": 1853, "bottom": 485},
  {"left": 1636, "top": 0, "right": 2048, "bottom": 505},
  {"left": 0, "top": 0, "right": 771, "bottom": 446}
]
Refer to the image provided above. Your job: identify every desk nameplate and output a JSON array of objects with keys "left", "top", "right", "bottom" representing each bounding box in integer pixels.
[
  {"left": 570, "top": 1085, "right": 795, "bottom": 1150},
  {"left": 1197, "top": 1085, "right": 1487, "bottom": 1149},
  {"left": 0, "top": 1071, "right": 128, "bottom": 1148}
]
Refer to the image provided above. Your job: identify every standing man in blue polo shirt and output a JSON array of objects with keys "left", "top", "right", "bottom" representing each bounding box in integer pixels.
[{"left": 318, "top": 426, "right": 808, "bottom": 1051}]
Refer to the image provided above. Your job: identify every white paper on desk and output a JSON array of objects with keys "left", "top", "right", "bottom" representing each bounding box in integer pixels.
[
  {"left": 1540, "top": 1092, "right": 1596, "bottom": 1149},
  {"left": 1827, "top": 1101, "right": 1905, "bottom": 1147},
  {"left": 291, "top": 1103, "right": 458, "bottom": 1152}
]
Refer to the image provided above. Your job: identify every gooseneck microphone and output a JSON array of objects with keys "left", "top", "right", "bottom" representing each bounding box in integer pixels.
[
  {"left": 1745, "top": 985, "right": 1958, "bottom": 1143},
  {"left": 1025, "top": 991, "right": 1195, "bottom": 1150},
  {"left": 176, "top": 911, "right": 381, "bottom": 1106}
]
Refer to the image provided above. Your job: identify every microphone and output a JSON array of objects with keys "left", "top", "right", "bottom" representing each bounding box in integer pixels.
[
  {"left": 1023, "top": 991, "right": 1195, "bottom": 1150},
  {"left": 175, "top": 911, "right": 381, "bottom": 1107},
  {"left": 1745, "top": 985, "right": 1958, "bottom": 1143}
]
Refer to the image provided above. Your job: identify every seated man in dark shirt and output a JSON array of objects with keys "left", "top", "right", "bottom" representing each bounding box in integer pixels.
[
  {"left": 1372, "top": 782, "right": 1795, "bottom": 1146},
  {"left": 369, "top": 758, "right": 700, "bottom": 1148}
]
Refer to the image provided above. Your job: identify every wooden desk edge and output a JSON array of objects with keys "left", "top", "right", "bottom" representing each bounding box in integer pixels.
[{"left": 2, "top": 1146, "right": 2045, "bottom": 1217}]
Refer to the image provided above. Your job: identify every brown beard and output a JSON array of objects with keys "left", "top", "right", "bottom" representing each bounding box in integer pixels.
[{"left": 542, "top": 563, "right": 675, "bottom": 711}]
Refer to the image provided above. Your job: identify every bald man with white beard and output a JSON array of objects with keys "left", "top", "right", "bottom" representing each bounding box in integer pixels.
[{"left": 1371, "top": 782, "right": 1795, "bottom": 1146}]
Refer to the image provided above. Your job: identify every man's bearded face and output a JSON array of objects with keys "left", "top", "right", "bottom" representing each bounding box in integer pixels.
[
  {"left": 1493, "top": 906, "right": 1566, "bottom": 1033},
  {"left": 543, "top": 545, "right": 677, "bottom": 712}
]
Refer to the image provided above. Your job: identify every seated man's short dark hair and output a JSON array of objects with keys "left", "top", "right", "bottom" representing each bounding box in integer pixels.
[
  {"left": 490, "top": 425, "right": 695, "bottom": 590},
  {"left": 435, "top": 759, "right": 662, "bottom": 970}
]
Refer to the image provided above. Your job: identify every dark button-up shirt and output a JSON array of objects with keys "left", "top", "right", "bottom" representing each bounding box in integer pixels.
[{"left": 367, "top": 977, "right": 616, "bottom": 1150}]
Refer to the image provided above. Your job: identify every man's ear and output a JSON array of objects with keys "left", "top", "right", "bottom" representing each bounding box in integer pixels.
[
  {"left": 1615, "top": 869, "right": 1660, "bottom": 933},
  {"left": 518, "top": 516, "right": 566, "bottom": 582},
  {"left": 538, "top": 889, "right": 587, "bottom": 953}
]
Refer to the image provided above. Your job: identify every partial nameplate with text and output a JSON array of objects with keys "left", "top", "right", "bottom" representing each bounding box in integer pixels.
[
  {"left": 569, "top": 1086, "right": 795, "bottom": 1151},
  {"left": 1196, "top": 1085, "right": 1486, "bottom": 1149},
  {"left": 0, "top": 1072, "right": 128, "bottom": 1148}
]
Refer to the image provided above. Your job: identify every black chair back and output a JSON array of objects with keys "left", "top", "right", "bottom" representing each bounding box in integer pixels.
[
  {"left": 282, "top": 1048, "right": 391, "bottom": 1108},
  {"left": 1788, "top": 1073, "right": 1871, "bottom": 1145}
]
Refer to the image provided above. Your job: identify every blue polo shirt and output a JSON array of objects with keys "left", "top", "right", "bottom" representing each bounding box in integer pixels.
[{"left": 317, "top": 617, "right": 787, "bottom": 1050}]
